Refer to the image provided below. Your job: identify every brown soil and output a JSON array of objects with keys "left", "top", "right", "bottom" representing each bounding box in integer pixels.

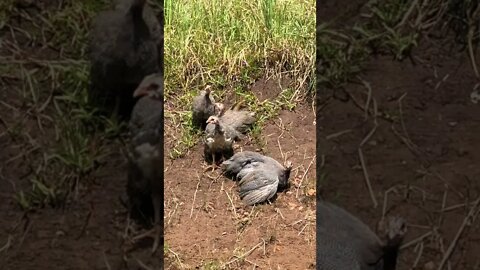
[
  {"left": 318, "top": 1, "right": 480, "bottom": 269},
  {"left": 164, "top": 81, "right": 316, "bottom": 269}
]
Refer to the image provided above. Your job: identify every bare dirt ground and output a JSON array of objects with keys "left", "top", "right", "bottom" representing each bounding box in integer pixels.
[
  {"left": 164, "top": 79, "right": 316, "bottom": 269},
  {"left": 0, "top": 1, "right": 165, "bottom": 270},
  {"left": 318, "top": 1, "right": 480, "bottom": 269}
]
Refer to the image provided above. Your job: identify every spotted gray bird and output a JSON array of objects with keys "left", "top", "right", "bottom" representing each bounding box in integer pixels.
[
  {"left": 222, "top": 151, "right": 292, "bottom": 205},
  {"left": 203, "top": 116, "right": 234, "bottom": 171},
  {"left": 192, "top": 85, "right": 224, "bottom": 129},
  {"left": 316, "top": 201, "right": 407, "bottom": 270},
  {"left": 126, "top": 73, "right": 163, "bottom": 254},
  {"left": 89, "top": 0, "right": 163, "bottom": 120},
  {"left": 219, "top": 100, "right": 255, "bottom": 137}
]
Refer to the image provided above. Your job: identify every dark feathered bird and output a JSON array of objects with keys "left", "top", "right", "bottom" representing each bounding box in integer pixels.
[
  {"left": 89, "top": 0, "right": 163, "bottom": 120},
  {"left": 219, "top": 100, "right": 255, "bottom": 136},
  {"left": 126, "top": 73, "right": 163, "bottom": 253},
  {"left": 316, "top": 201, "right": 407, "bottom": 270},
  {"left": 222, "top": 151, "right": 292, "bottom": 205},
  {"left": 192, "top": 85, "right": 224, "bottom": 129}
]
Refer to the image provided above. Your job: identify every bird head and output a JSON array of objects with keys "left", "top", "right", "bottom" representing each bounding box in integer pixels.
[
  {"left": 214, "top": 102, "right": 226, "bottom": 115},
  {"left": 378, "top": 216, "right": 407, "bottom": 248},
  {"left": 204, "top": 85, "right": 212, "bottom": 95},
  {"left": 206, "top": 116, "right": 219, "bottom": 125},
  {"left": 131, "top": 142, "right": 161, "bottom": 180},
  {"left": 284, "top": 161, "right": 293, "bottom": 171},
  {"left": 133, "top": 73, "right": 163, "bottom": 100}
]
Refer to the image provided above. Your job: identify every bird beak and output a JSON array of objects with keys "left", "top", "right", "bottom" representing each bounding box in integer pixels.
[{"left": 133, "top": 87, "right": 149, "bottom": 98}]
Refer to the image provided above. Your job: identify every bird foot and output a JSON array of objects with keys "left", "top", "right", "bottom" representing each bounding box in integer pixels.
[
  {"left": 203, "top": 164, "right": 219, "bottom": 172},
  {"left": 131, "top": 224, "right": 162, "bottom": 254}
]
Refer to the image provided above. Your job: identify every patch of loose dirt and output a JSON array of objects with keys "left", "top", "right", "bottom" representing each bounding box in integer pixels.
[
  {"left": 164, "top": 79, "right": 316, "bottom": 269},
  {"left": 318, "top": 18, "right": 480, "bottom": 270}
]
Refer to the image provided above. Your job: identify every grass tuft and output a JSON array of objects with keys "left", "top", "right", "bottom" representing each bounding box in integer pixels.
[{"left": 164, "top": 0, "right": 315, "bottom": 157}]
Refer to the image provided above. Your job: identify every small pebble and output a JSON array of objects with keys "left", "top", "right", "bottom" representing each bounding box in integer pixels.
[{"left": 448, "top": 121, "right": 457, "bottom": 127}]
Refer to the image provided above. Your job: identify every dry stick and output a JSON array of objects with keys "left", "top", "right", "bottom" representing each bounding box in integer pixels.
[
  {"left": 412, "top": 242, "right": 424, "bottom": 269},
  {"left": 168, "top": 248, "right": 185, "bottom": 268},
  {"left": 358, "top": 78, "right": 373, "bottom": 120},
  {"left": 438, "top": 187, "right": 448, "bottom": 229},
  {"left": 135, "top": 258, "right": 154, "bottom": 270},
  {"left": 102, "top": 251, "right": 112, "bottom": 270},
  {"left": 224, "top": 189, "right": 238, "bottom": 218},
  {"left": 382, "top": 185, "right": 400, "bottom": 220},
  {"left": 358, "top": 97, "right": 379, "bottom": 208},
  {"left": 467, "top": 4, "right": 480, "bottom": 78},
  {"left": 440, "top": 202, "right": 477, "bottom": 213},
  {"left": 396, "top": 0, "right": 419, "bottom": 28},
  {"left": 325, "top": 129, "right": 352, "bottom": 140},
  {"left": 223, "top": 240, "right": 265, "bottom": 267},
  {"left": 295, "top": 155, "right": 315, "bottom": 199},
  {"left": 437, "top": 197, "right": 480, "bottom": 270},
  {"left": 190, "top": 173, "right": 201, "bottom": 219},
  {"left": 0, "top": 235, "right": 12, "bottom": 253},
  {"left": 358, "top": 149, "right": 377, "bottom": 209},
  {"left": 401, "top": 231, "right": 433, "bottom": 250}
]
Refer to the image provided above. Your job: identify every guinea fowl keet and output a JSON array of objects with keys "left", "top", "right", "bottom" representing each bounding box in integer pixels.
[
  {"left": 192, "top": 85, "right": 224, "bottom": 129},
  {"left": 219, "top": 100, "right": 256, "bottom": 137},
  {"left": 203, "top": 116, "right": 234, "bottom": 171},
  {"left": 89, "top": 0, "right": 162, "bottom": 120},
  {"left": 126, "top": 73, "right": 163, "bottom": 254},
  {"left": 316, "top": 201, "right": 407, "bottom": 270},
  {"left": 222, "top": 151, "right": 292, "bottom": 205}
]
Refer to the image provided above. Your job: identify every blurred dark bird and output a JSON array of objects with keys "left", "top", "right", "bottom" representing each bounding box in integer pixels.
[
  {"left": 126, "top": 73, "right": 163, "bottom": 254},
  {"left": 222, "top": 151, "right": 292, "bottom": 205},
  {"left": 316, "top": 201, "right": 407, "bottom": 270},
  {"left": 89, "top": 0, "right": 163, "bottom": 120},
  {"left": 192, "top": 85, "right": 224, "bottom": 129}
]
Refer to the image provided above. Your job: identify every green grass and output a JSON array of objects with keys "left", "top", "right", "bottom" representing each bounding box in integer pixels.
[
  {"left": 317, "top": 0, "right": 480, "bottom": 93},
  {"left": 0, "top": 0, "right": 113, "bottom": 210},
  {"left": 164, "top": 0, "right": 315, "bottom": 157}
]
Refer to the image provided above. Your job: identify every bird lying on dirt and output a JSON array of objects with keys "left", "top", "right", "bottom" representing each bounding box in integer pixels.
[
  {"left": 316, "top": 201, "right": 407, "bottom": 270},
  {"left": 192, "top": 85, "right": 224, "bottom": 129},
  {"left": 222, "top": 151, "right": 292, "bottom": 205},
  {"left": 89, "top": 0, "right": 162, "bottom": 120},
  {"left": 218, "top": 100, "right": 256, "bottom": 138},
  {"left": 126, "top": 73, "right": 163, "bottom": 254},
  {"left": 203, "top": 116, "right": 235, "bottom": 171}
]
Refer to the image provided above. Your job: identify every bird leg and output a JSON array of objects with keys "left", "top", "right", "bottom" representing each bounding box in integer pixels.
[
  {"left": 203, "top": 154, "right": 219, "bottom": 172},
  {"left": 131, "top": 194, "right": 162, "bottom": 254}
]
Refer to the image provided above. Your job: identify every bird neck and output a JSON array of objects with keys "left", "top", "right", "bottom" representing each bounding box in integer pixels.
[
  {"left": 382, "top": 244, "right": 400, "bottom": 270},
  {"left": 129, "top": 0, "right": 150, "bottom": 47}
]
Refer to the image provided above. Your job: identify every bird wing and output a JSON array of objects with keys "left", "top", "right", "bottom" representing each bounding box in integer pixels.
[
  {"left": 221, "top": 110, "right": 255, "bottom": 133},
  {"left": 238, "top": 169, "right": 279, "bottom": 205},
  {"left": 318, "top": 202, "right": 384, "bottom": 266},
  {"left": 222, "top": 151, "right": 266, "bottom": 175}
]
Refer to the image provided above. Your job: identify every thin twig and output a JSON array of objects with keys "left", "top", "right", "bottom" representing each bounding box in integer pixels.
[
  {"left": 223, "top": 240, "right": 264, "bottom": 267},
  {"left": 190, "top": 173, "right": 201, "bottom": 219},
  {"left": 437, "top": 197, "right": 480, "bottom": 270},
  {"left": 296, "top": 155, "right": 315, "bottom": 199}
]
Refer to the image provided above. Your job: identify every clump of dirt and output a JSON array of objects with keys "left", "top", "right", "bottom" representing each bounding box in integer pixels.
[{"left": 164, "top": 78, "right": 316, "bottom": 269}]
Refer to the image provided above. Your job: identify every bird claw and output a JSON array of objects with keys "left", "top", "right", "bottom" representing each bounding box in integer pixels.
[
  {"left": 203, "top": 164, "right": 219, "bottom": 172},
  {"left": 131, "top": 224, "right": 162, "bottom": 254}
]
